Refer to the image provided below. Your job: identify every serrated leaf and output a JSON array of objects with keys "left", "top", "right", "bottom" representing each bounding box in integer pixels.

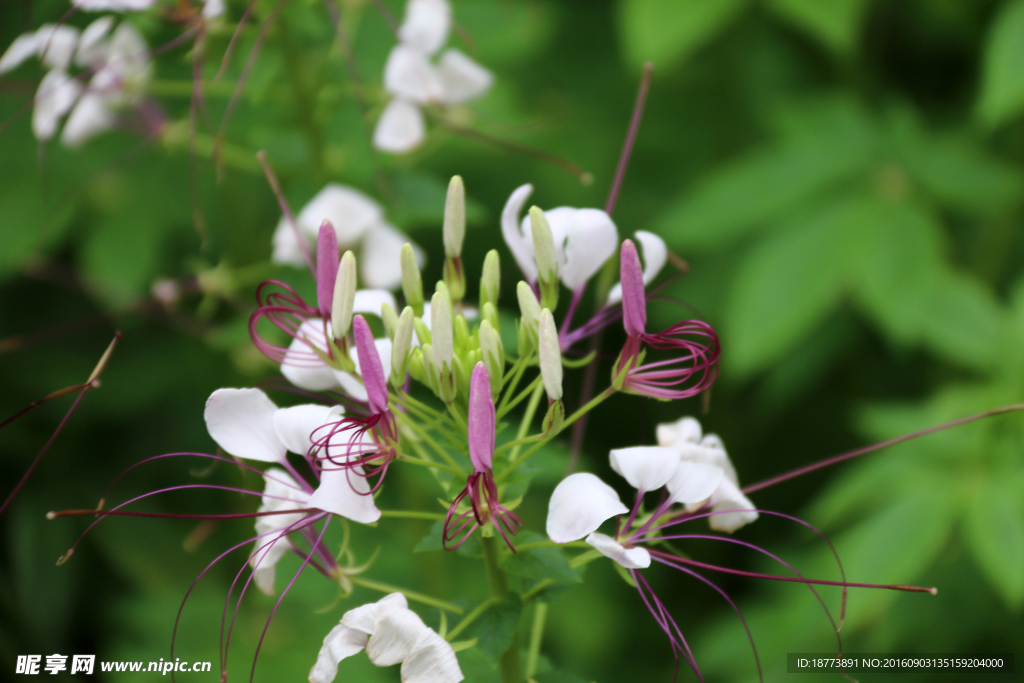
[
  {"left": 965, "top": 477, "right": 1024, "bottom": 608},
  {"left": 500, "top": 531, "right": 580, "bottom": 583},
  {"left": 978, "top": 0, "right": 1024, "bottom": 126},
  {"left": 725, "top": 195, "right": 870, "bottom": 374},
  {"left": 618, "top": 0, "right": 749, "bottom": 71},
  {"left": 766, "top": 0, "right": 867, "bottom": 52},
  {"left": 466, "top": 592, "right": 522, "bottom": 664}
]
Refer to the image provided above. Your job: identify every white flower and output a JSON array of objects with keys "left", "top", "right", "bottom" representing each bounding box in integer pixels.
[
  {"left": 501, "top": 184, "right": 621, "bottom": 291},
  {"left": 72, "top": 0, "right": 156, "bottom": 10},
  {"left": 606, "top": 230, "right": 668, "bottom": 304},
  {"left": 279, "top": 291, "right": 396, "bottom": 393},
  {"left": 373, "top": 0, "right": 493, "bottom": 154},
  {"left": 309, "top": 593, "right": 464, "bottom": 683},
  {"left": 202, "top": 0, "right": 225, "bottom": 19},
  {"left": 656, "top": 417, "right": 758, "bottom": 532},
  {"left": 203, "top": 387, "right": 381, "bottom": 514},
  {"left": 546, "top": 448, "right": 724, "bottom": 569},
  {"left": 250, "top": 468, "right": 310, "bottom": 595},
  {"left": 270, "top": 184, "right": 424, "bottom": 291}
]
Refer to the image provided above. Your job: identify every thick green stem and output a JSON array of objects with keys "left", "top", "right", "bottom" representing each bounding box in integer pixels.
[
  {"left": 348, "top": 576, "right": 463, "bottom": 614},
  {"left": 481, "top": 536, "right": 521, "bottom": 683}
]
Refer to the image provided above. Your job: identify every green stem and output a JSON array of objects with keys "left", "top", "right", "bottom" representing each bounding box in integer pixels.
[
  {"left": 401, "top": 455, "right": 463, "bottom": 476},
  {"left": 481, "top": 536, "right": 521, "bottom": 683},
  {"left": 497, "top": 375, "right": 543, "bottom": 420},
  {"left": 497, "top": 357, "right": 530, "bottom": 415},
  {"left": 445, "top": 597, "right": 498, "bottom": 641},
  {"left": 525, "top": 602, "right": 548, "bottom": 679},
  {"left": 348, "top": 576, "right": 463, "bottom": 614},
  {"left": 160, "top": 123, "right": 262, "bottom": 173},
  {"left": 379, "top": 510, "right": 445, "bottom": 521},
  {"left": 395, "top": 390, "right": 458, "bottom": 429},
  {"left": 508, "top": 383, "right": 545, "bottom": 463},
  {"left": 399, "top": 415, "right": 463, "bottom": 471}
]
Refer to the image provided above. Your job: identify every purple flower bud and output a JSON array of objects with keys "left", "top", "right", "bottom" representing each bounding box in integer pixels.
[
  {"left": 467, "top": 362, "right": 495, "bottom": 473},
  {"left": 316, "top": 221, "right": 338, "bottom": 316},
  {"left": 353, "top": 315, "right": 389, "bottom": 415},
  {"left": 620, "top": 239, "right": 647, "bottom": 338}
]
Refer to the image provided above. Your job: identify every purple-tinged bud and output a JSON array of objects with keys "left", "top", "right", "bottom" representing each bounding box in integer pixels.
[
  {"left": 468, "top": 362, "right": 495, "bottom": 473},
  {"left": 620, "top": 239, "right": 647, "bottom": 338},
  {"left": 353, "top": 315, "right": 389, "bottom": 414},
  {"left": 316, "top": 221, "right": 338, "bottom": 315}
]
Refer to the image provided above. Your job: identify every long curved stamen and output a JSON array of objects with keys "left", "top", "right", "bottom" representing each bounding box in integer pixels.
[
  {"left": 659, "top": 560, "right": 763, "bottom": 683},
  {"left": 632, "top": 570, "right": 702, "bottom": 682}
]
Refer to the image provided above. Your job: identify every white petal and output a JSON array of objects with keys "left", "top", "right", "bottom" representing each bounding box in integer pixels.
[
  {"left": 402, "top": 627, "right": 464, "bottom": 683},
  {"left": 60, "top": 91, "right": 115, "bottom": 147},
  {"left": 383, "top": 45, "right": 443, "bottom": 103},
  {"left": 666, "top": 461, "right": 724, "bottom": 505},
  {"left": 398, "top": 0, "right": 451, "bottom": 55},
  {"left": 361, "top": 224, "right": 420, "bottom": 290},
  {"left": 655, "top": 416, "right": 702, "bottom": 448},
  {"left": 609, "top": 446, "right": 681, "bottom": 493},
  {"left": 204, "top": 388, "right": 286, "bottom": 462},
  {"left": 307, "top": 466, "right": 381, "bottom": 524},
  {"left": 36, "top": 24, "right": 80, "bottom": 71},
  {"left": 546, "top": 472, "right": 628, "bottom": 543},
  {"left": 365, "top": 601, "right": 429, "bottom": 667},
  {"left": 271, "top": 217, "right": 308, "bottom": 267},
  {"left": 500, "top": 184, "right": 538, "bottom": 282},
  {"left": 342, "top": 593, "right": 408, "bottom": 634},
  {"left": 333, "top": 337, "right": 393, "bottom": 401},
  {"left": 560, "top": 208, "right": 618, "bottom": 291},
  {"left": 606, "top": 230, "right": 669, "bottom": 304},
  {"left": 373, "top": 98, "right": 426, "bottom": 153},
  {"left": 103, "top": 23, "right": 150, "bottom": 94},
  {"left": 298, "top": 184, "right": 384, "bottom": 247},
  {"left": 73, "top": 0, "right": 156, "bottom": 9},
  {"left": 0, "top": 32, "right": 43, "bottom": 74},
  {"left": 437, "top": 48, "right": 492, "bottom": 105},
  {"left": 676, "top": 437, "right": 737, "bottom": 485},
  {"left": 353, "top": 289, "right": 397, "bottom": 318},
  {"left": 308, "top": 625, "right": 368, "bottom": 683},
  {"left": 203, "top": 0, "right": 225, "bottom": 19},
  {"left": 75, "top": 17, "right": 115, "bottom": 68},
  {"left": 33, "top": 70, "right": 82, "bottom": 141},
  {"left": 709, "top": 478, "right": 758, "bottom": 533},
  {"left": 585, "top": 532, "right": 651, "bottom": 569},
  {"left": 273, "top": 404, "right": 337, "bottom": 457},
  {"left": 635, "top": 230, "right": 668, "bottom": 285},
  {"left": 251, "top": 469, "right": 309, "bottom": 595},
  {"left": 281, "top": 320, "right": 340, "bottom": 391}
]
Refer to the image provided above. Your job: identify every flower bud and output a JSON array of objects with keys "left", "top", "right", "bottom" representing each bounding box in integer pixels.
[
  {"left": 331, "top": 250, "right": 357, "bottom": 341},
  {"left": 517, "top": 281, "right": 541, "bottom": 356},
  {"left": 479, "top": 319, "right": 504, "bottom": 398},
  {"left": 381, "top": 302, "right": 398, "bottom": 340},
  {"left": 480, "top": 249, "right": 500, "bottom": 309},
  {"left": 430, "top": 290, "right": 454, "bottom": 376},
  {"left": 391, "top": 306, "right": 415, "bottom": 387},
  {"left": 443, "top": 175, "right": 465, "bottom": 258},
  {"left": 316, "top": 221, "right": 338, "bottom": 316},
  {"left": 482, "top": 301, "right": 500, "bottom": 333},
  {"left": 538, "top": 308, "right": 562, "bottom": 401},
  {"left": 542, "top": 398, "right": 564, "bottom": 435},
  {"left": 401, "top": 243, "right": 424, "bottom": 316},
  {"left": 530, "top": 206, "right": 559, "bottom": 310}
]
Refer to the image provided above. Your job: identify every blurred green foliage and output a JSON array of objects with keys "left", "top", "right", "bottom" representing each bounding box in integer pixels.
[{"left": 2, "top": 0, "right": 1024, "bottom": 681}]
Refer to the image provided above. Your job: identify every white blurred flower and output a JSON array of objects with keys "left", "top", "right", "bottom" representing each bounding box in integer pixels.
[
  {"left": 0, "top": 18, "right": 151, "bottom": 146},
  {"left": 373, "top": 0, "right": 493, "bottom": 153},
  {"left": 73, "top": 0, "right": 156, "bottom": 9},
  {"left": 309, "top": 593, "right": 464, "bottom": 683},
  {"left": 271, "top": 184, "right": 424, "bottom": 291},
  {"left": 656, "top": 416, "right": 758, "bottom": 532}
]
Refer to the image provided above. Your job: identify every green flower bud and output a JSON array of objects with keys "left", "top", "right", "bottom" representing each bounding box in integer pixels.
[
  {"left": 480, "top": 249, "right": 500, "bottom": 310},
  {"left": 331, "top": 250, "right": 357, "bottom": 340},
  {"left": 530, "top": 206, "right": 559, "bottom": 311},
  {"left": 517, "top": 281, "right": 541, "bottom": 356},
  {"left": 391, "top": 306, "right": 415, "bottom": 387},
  {"left": 479, "top": 319, "right": 505, "bottom": 398},
  {"left": 381, "top": 302, "right": 398, "bottom": 340},
  {"left": 401, "top": 243, "right": 424, "bottom": 316},
  {"left": 538, "top": 308, "right": 563, "bottom": 401},
  {"left": 443, "top": 175, "right": 465, "bottom": 258}
]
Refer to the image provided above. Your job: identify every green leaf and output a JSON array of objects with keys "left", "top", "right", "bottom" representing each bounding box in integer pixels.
[
  {"left": 466, "top": 592, "right": 523, "bottom": 664},
  {"left": 414, "top": 520, "right": 446, "bottom": 553},
  {"left": 853, "top": 200, "right": 946, "bottom": 345},
  {"left": 725, "top": 195, "right": 870, "bottom": 375},
  {"left": 766, "top": 0, "right": 868, "bottom": 53},
  {"left": 965, "top": 476, "right": 1024, "bottom": 608},
  {"left": 618, "top": 0, "right": 749, "bottom": 71},
  {"left": 656, "top": 97, "right": 877, "bottom": 249},
  {"left": 922, "top": 272, "right": 1004, "bottom": 372},
  {"left": 500, "top": 531, "right": 580, "bottom": 583},
  {"left": 978, "top": 0, "right": 1024, "bottom": 126}
]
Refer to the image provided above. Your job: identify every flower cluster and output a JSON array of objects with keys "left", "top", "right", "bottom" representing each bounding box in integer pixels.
[
  {"left": 0, "top": 17, "right": 151, "bottom": 146},
  {"left": 374, "top": 0, "right": 493, "bottom": 153}
]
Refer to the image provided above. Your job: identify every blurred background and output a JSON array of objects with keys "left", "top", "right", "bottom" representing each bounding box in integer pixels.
[{"left": 2, "top": 0, "right": 1023, "bottom": 681}]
